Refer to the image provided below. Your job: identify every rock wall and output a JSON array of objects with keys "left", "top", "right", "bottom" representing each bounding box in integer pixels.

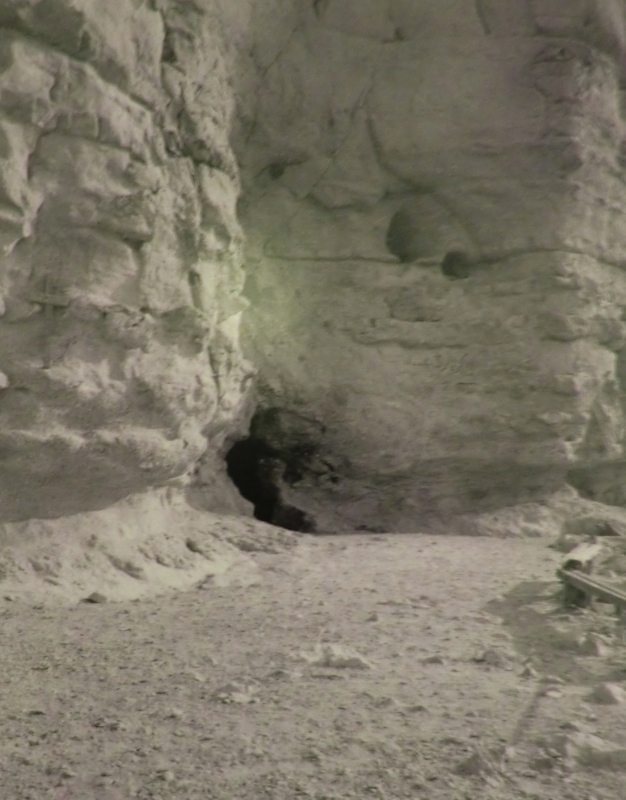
[
  {"left": 4, "top": 0, "right": 626, "bottom": 537},
  {"left": 0, "top": 0, "right": 256, "bottom": 521},
  {"left": 236, "top": 0, "right": 626, "bottom": 531}
]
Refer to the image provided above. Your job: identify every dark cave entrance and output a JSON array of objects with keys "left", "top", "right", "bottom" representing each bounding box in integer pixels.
[
  {"left": 226, "top": 438, "right": 279, "bottom": 524},
  {"left": 225, "top": 409, "right": 319, "bottom": 533}
]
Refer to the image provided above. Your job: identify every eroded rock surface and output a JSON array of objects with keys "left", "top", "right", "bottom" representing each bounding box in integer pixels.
[
  {"left": 236, "top": 0, "right": 626, "bottom": 531},
  {"left": 4, "top": 0, "right": 626, "bottom": 542},
  {"left": 0, "top": 0, "right": 253, "bottom": 521}
]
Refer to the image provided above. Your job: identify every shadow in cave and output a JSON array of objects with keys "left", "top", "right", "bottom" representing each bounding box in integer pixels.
[
  {"left": 226, "top": 438, "right": 279, "bottom": 523},
  {"left": 226, "top": 429, "right": 317, "bottom": 533}
]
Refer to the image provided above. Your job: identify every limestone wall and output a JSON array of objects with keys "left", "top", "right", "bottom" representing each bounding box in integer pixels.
[
  {"left": 4, "top": 0, "right": 626, "bottom": 534},
  {"left": 0, "top": 0, "right": 254, "bottom": 521},
  {"left": 237, "top": 0, "right": 626, "bottom": 530}
]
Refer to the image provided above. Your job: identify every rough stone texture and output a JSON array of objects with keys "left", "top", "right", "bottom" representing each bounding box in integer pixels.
[
  {"left": 0, "top": 0, "right": 254, "bottom": 522},
  {"left": 236, "top": 0, "right": 626, "bottom": 531},
  {"left": 0, "top": 486, "right": 297, "bottom": 604},
  {"left": 5, "top": 0, "right": 626, "bottom": 543}
]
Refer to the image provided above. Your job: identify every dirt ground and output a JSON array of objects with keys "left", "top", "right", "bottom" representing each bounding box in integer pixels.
[{"left": 1, "top": 532, "right": 625, "bottom": 800}]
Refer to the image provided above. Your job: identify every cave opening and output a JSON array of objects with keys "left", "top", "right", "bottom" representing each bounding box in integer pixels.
[
  {"left": 225, "top": 410, "right": 318, "bottom": 533},
  {"left": 226, "top": 438, "right": 280, "bottom": 524}
]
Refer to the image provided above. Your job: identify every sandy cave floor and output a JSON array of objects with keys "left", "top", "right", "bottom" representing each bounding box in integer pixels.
[{"left": 1, "top": 533, "right": 626, "bottom": 800}]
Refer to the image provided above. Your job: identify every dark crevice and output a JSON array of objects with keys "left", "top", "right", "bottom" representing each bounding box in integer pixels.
[
  {"left": 441, "top": 250, "right": 473, "bottom": 279},
  {"left": 312, "top": 0, "right": 330, "bottom": 21},
  {"left": 268, "top": 162, "right": 287, "bottom": 180},
  {"left": 225, "top": 408, "right": 320, "bottom": 532},
  {"left": 226, "top": 437, "right": 281, "bottom": 524},
  {"left": 385, "top": 206, "right": 419, "bottom": 262},
  {"left": 161, "top": 29, "right": 177, "bottom": 64}
]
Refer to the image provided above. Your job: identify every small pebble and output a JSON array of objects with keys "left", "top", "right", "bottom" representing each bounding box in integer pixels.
[
  {"left": 586, "top": 682, "right": 626, "bottom": 705},
  {"left": 60, "top": 767, "right": 76, "bottom": 779},
  {"left": 560, "top": 720, "right": 584, "bottom": 732},
  {"left": 474, "top": 648, "right": 511, "bottom": 668},
  {"left": 422, "top": 655, "right": 445, "bottom": 665},
  {"left": 82, "top": 592, "right": 107, "bottom": 604},
  {"left": 454, "top": 750, "right": 494, "bottom": 776},
  {"left": 577, "top": 633, "right": 610, "bottom": 657}
]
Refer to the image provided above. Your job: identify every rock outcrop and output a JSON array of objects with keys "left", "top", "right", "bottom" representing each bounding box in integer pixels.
[
  {"left": 0, "top": 0, "right": 253, "bottom": 522},
  {"left": 4, "top": 0, "right": 626, "bottom": 548},
  {"left": 236, "top": 0, "right": 626, "bottom": 531}
]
